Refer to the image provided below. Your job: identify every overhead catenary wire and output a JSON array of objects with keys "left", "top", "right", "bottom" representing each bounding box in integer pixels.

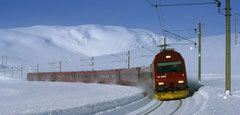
[
  {"left": 145, "top": 0, "right": 197, "bottom": 46},
  {"left": 145, "top": 0, "right": 154, "bottom": 5},
  {"left": 159, "top": 0, "right": 165, "bottom": 28},
  {"left": 171, "top": 28, "right": 197, "bottom": 32},
  {"left": 158, "top": 43, "right": 195, "bottom": 47},
  {"left": 163, "top": 29, "right": 197, "bottom": 46},
  {"left": 111, "top": 54, "right": 127, "bottom": 62},
  {"left": 151, "top": 2, "right": 216, "bottom": 7},
  {"left": 141, "top": 46, "right": 157, "bottom": 53}
]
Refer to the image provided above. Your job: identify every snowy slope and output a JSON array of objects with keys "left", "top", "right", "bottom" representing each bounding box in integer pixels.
[
  {"left": 0, "top": 25, "right": 166, "bottom": 74},
  {"left": 174, "top": 75, "right": 240, "bottom": 115},
  {"left": 0, "top": 76, "right": 145, "bottom": 115},
  {"left": 0, "top": 25, "right": 161, "bottom": 57}
]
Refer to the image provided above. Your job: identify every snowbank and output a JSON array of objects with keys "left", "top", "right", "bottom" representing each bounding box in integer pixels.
[
  {"left": 176, "top": 75, "right": 240, "bottom": 115},
  {"left": 0, "top": 78, "right": 144, "bottom": 115}
]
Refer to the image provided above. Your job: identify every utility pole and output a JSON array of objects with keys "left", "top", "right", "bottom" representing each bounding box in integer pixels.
[
  {"left": 127, "top": 51, "right": 130, "bottom": 69},
  {"left": 59, "top": 60, "right": 62, "bottom": 72},
  {"left": 235, "top": 13, "right": 238, "bottom": 46},
  {"left": 91, "top": 57, "right": 94, "bottom": 71},
  {"left": 2, "top": 56, "right": 3, "bottom": 68},
  {"left": 5, "top": 56, "right": 7, "bottom": 67},
  {"left": 225, "top": 0, "right": 231, "bottom": 95},
  {"left": 21, "top": 65, "right": 23, "bottom": 78},
  {"left": 11, "top": 66, "right": 13, "bottom": 78},
  {"left": 198, "top": 22, "right": 202, "bottom": 83},
  {"left": 163, "top": 33, "right": 167, "bottom": 50},
  {"left": 37, "top": 63, "right": 39, "bottom": 73},
  {"left": 91, "top": 56, "right": 94, "bottom": 79}
]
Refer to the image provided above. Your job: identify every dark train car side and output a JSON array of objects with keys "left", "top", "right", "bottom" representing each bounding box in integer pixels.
[{"left": 27, "top": 67, "right": 152, "bottom": 87}]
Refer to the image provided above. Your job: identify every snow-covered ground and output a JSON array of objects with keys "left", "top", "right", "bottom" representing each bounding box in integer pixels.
[
  {"left": 1, "top": 24, "right": 240, "bottom": 114},
  {"left": 129, "top": 75, "right": 240, "bottom": 115},
  {"left": 183, "top": 75, "right": 240, "bottom": 115},
  {"left": 2, "top": 75, "right": 240, "bottom": 115},
  {"left": 0, "top": 76, "right": 147, "bottom": 115}
]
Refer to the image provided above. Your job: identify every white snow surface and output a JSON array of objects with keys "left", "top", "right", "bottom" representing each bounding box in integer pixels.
[
  {"left": 2, "top": 75, "right": 240, "bottom": 115},
  {"left": 0, "top": 76, "right": 145, "bottom": 115},
  {"left": 1, "top": 25, "right": 240, "bottom": 114},
  {"left": 175, "top": 75, "right": 240, "bottom": 115},
  {"left": 130, "top": 75, "right": 240, "bottom": 115},
  {"left": 0, "top": 25, "right": 161, "bottom": 57}
]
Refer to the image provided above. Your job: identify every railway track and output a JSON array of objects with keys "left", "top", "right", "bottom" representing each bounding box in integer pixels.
[
  {"left": 143, "top": 99, "right": 183, "bottom": 115},
  {"left": 169, "top": 99, "right": 182, "bottom": 115},
  {"left": 143, "top": 101, "right": 164, "bottom": 115}
]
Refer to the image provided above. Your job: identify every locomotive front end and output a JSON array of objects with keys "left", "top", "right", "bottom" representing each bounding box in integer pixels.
[{"left": 153, "top": 50, "right": 189, "bottom": 100}]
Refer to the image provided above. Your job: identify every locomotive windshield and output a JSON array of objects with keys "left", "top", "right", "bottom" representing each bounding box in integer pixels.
[{"left": 157, "top": 61, "right": 182, "bottom": 73}]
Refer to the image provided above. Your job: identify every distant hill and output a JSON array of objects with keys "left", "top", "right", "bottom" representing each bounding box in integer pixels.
[{"left": 0, "top": 25, "right": 239, "bottom": 77}]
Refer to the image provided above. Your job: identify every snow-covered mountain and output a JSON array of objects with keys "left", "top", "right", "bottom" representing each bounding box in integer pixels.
[
  {"left": 0, "top": 25, "right": 170, "bottom": 75},
  {"left": 0, "top": 24, "right": 239, "bottom": 77},
  {"left": 0, "top": 25, "right": 162, "bottom": 57}
]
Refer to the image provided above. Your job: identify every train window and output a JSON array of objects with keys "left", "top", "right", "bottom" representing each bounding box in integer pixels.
[{"left": 157, "top": 61, "right": 182, "bottom": 73}]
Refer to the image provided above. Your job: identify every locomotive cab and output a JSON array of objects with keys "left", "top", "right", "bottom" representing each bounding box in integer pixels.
[{"left": 153, "top": 49, "right": 189, "bottom": 100}]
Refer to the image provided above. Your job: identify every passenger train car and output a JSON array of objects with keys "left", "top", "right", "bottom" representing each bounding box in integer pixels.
[
  {"left": 27, "top": 49, "right": 189, "bottom": 100},
  {"left": 153, "top": 49, "right": 189, "bottom": 100}
]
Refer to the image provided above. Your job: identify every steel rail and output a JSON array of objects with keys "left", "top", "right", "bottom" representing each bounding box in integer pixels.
[
  {"left": 144, "top": 101, "right": 164, "bottom": 115},
  {"left": 169, "top": 99, "right": 183, "bottom": 115}
]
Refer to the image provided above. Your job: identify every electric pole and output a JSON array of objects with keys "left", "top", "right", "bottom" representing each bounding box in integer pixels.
[
  {"left": 11, "top": 66, "right": 13, "bottom": 78},
  {"left": 91, "top": 57, "right": 94, "bottom": 71},
  {"left": 21, "top": 65, "right": 23, "bottom": 78},
  {"left": 91, "top": 56, "right": 94, "bottom": 79},
  {"left": 225, "top": 0, "right": 231, "bottom": 95},
  {"left": 2, "top": 56, "right": 3, "bottom": 68},
  {"left": 37, "top": 63, "right": 39, "bottom": 73},
  {"left": 235, "top": 13, "right": 238, "bottom": 46},
  {"left": 198, "top": 22, "right": 202, "bottom": 83},
  {"left": 59, "top": 60, "right": 62, "bottom": 72},
  {"left": 5, "top": 56, "right": 7, "bottom": 67},
  {"left": 163, "top": 33, "right": 167, "bottom": 50},
  {"left": 127, "top": 51, "right": 130, "bottom": 69}
]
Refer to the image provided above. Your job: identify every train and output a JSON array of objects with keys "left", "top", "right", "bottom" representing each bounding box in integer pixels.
[
  {"left": 27, "top": 49, "right": 189, "bottom": 100},
  {"left": 27, "top": 67, "right": 152, "bottom": 86},
  {"left": 153, "top": 49, "right": 189, "bottom": 100}
]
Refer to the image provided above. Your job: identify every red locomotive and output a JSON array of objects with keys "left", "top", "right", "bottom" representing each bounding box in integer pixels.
[{"left": 153, "top": 49, "right": 189, "bottom": 100}]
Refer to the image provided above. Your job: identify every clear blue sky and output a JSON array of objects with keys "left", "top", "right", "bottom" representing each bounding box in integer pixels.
[{"left": 0, "top": 0, "right": 239, "bottom": 37}]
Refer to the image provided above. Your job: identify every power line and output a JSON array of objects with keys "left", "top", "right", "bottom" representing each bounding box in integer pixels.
[
  {"left": 145, "top": 0, "right": 197, "bottom": 46},
  {"left": 159, "top": 43, "right": 195, "bottom": 46},
  {"left": 151, "top": 2, "right": 215, "bottom": 7},
  {"left": 163, "top": 29, "right": 197, "bottom": 45},
  {"left": 171, "top": 28, "right": 197, "bottom": 32},
  {"left": 145, "top": 0, "right": 154, "bottom": 5},
  {"left": 158, "top": 0, "right": 165, "bottom": 29},
  {"left": 141, "top": 46, "right": 157, "bottom": 53},
  {"left": 111, "top": 54, "right": 127, "bottom": 62}
]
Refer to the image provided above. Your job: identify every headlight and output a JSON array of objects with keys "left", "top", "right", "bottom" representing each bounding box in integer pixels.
[
  {"left": 178, "top": 80, "right": 184, "bottom": 84},
  {"left": 166, "top": 55, "right": 171, "bottom": 58},
  {"left": 158, "top": 82, "right": 164, "bottom": 85}
]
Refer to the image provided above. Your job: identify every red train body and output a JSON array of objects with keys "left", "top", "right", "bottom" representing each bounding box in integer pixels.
[
  {"left": 27, "top": 67, "right": 152, "bottom": 87},
  {"left": 153, "top": 49, "right": 189, "bottom": 100}
]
